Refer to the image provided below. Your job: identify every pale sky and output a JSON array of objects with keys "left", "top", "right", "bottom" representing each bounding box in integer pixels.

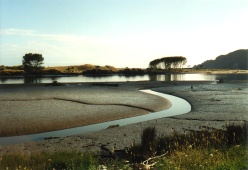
[{"left": 0, "top": 0, "right": 247, "bottom": 68}]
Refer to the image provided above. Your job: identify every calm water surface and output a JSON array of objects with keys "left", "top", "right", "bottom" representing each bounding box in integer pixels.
[{"left": 1, "top": 73, "right": 248, "bottom": 84}]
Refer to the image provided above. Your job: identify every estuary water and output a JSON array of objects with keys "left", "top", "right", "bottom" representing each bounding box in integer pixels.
[{"left": 1, "top": 73, "right": 248, "bottom": 84}]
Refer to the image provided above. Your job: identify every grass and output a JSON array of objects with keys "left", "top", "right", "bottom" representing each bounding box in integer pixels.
[
  {"left": 0, "top": 151, "right": 99, "bottom": 170},
  {"left": 0, "top": 124, "right": 247, "bottom": 169},
  {"left": 155, "top": 145, "right": 248, "bottom": 170}
]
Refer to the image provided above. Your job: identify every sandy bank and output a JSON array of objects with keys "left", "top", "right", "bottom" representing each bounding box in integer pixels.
[{"left": 0, "top": 83, "right": 171, "bottom": 137}]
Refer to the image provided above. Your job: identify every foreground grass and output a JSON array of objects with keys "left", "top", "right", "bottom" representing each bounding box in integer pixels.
[
  {"left": 0, "top": 145, "right": 247, "bottom": 170},
  {"left": 0, "top": 145, "right": 248, "bottom": 170},
  {"left": 0, "top": 151, "right": 99, "bottom": 170},
  {"left": 155, "top": 145, "right": 248, "bottom": 170},
  {"left": 0, "top": 124, "right": 248, "bottom": 170}
]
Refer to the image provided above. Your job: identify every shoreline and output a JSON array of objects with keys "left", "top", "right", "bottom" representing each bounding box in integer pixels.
[
  {"left": 1, "top": 69, "right": 248, "bottom": 78},
  {"left": 0, "top": 80, "right": 247, "bottom": 155}
]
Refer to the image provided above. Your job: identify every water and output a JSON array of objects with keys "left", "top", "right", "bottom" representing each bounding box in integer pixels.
[
  {"left": 1, "top": 73, "right": 247, "bottom": 84},
  {"left": 0, "top": 90, "right": 191, "bottom": 145}
]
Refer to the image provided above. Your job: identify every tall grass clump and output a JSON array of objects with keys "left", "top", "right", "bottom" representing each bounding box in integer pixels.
[{"left": 126, "top": 127, "right": 157, "bottom": 162}]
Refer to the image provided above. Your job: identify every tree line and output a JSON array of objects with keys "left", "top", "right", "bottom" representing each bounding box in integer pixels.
[
  {"left": 149, "top": 56, "right": 187, "bottom": 69},
  {"left": 2, "top": 53, "right": 188, "bottom": 76}
]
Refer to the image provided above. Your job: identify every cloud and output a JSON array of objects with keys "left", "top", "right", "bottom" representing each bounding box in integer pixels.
[
  {"left": 0, "top": 28, "right": 210, "bottom": 67},
  {"left": 0, "top": 28, "right": 37, "bottom": 36},
  {"left": 0, "top": 28, "right": 85, "bottom": 44},
  {"left": 0, "top": 28, "right": 124, "bottom": 66}
]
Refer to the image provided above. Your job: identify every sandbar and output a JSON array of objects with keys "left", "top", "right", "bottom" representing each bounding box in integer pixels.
[{"left": 0, "top": 83, "right": 171, "bottom": 137}]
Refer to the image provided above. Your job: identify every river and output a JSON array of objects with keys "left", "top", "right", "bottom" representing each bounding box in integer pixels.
[{"left": 1, "top": 73, "right": 248, "bottom": 84}]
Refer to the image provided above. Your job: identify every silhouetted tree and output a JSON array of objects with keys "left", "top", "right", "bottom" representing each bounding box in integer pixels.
[
  {"left": 22, "top": 53, "right": 44, "bottom": 74},
  {"left": 149, "top": 56, "right": 187, "bottom": 69}
]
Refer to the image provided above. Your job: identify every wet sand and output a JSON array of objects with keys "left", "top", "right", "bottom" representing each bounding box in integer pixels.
[
  {"left": 0, "top": 83, "right": 171, "bottom": 137},
  {"left": 0, "top": 80, "right": 247, "bottom": 155}
]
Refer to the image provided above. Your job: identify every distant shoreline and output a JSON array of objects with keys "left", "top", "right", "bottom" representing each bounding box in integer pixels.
[{"left": 1, "top": 68, "right": 248, "bottom": 77}]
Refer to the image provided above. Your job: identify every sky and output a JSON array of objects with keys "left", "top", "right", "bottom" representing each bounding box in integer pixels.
[{"left": 0, "top": 0, "right": 247, "bottom": 68}]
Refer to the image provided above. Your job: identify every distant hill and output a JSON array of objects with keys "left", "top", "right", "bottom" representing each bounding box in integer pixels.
[{"left": 194, "top": 49, "right": 248, "bottom": 70}]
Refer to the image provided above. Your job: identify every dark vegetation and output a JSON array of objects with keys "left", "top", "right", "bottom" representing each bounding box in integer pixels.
[
  {"left": 149, "top": 56, "right": 187, "bottom": 69},
  {"left": 22, "top": 53, "right": 44, "bottom": 74},
  {"left": 194, "top": 49, "right": 248, "bottom": 70}
]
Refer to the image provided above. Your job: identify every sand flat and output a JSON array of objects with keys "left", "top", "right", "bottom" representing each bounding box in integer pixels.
[
  {"left": 0, "top": 80, "right": 247, "bottom": 155},
  {"left": 0, "top": 83, "right": 171, "bottom": 137}
]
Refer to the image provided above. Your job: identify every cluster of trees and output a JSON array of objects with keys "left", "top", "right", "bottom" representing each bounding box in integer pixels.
[{"left": 149, "top": 56, "right": 187, "bottom": 69}]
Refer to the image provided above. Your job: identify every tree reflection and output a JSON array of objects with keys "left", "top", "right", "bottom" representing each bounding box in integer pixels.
[
  {"left": 0, "top": 78, "right": 8, "bottom": 83},
  {"left": 149, "top": 74, "right": 172, "bottom": 81},
  {"left": 24, "top": 77, "right": 42, "bottom": 84}
]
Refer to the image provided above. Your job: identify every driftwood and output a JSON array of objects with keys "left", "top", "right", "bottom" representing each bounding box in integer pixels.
[
  {"left": 99, "top": 143, "right": 167, "bottom": 169},
  {"left": 135, "top": 152, "right": 168, "bottom": 170}
]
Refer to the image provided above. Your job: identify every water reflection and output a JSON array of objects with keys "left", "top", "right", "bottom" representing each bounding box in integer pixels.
[
  {"left": 149, "top": 74, "right": 171, "bottom": 81},
  {"left": 24, "top": 77, "right": 43, "bottom": 84},
  {"left": 0, "top": 73, "right": 247, "bottom": 84},
  {"left": 149, "top": 74, "right": 217, "bottom": 81},
  {"left": 0, "top": 78, "right": 8, "bottom": 84}
]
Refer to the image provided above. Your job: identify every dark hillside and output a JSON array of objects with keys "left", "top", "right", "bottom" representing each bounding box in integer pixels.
[{"left": 194, "top": 49, "right": 248, "bottom": 69}]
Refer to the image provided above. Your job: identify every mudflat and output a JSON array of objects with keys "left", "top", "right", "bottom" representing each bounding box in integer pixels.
[
  {"left": 0, "top": 83, "right": 171, "bottom": 137},
  {"left": 0, "top": 80, "right": 247, "bottom": 155}
]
